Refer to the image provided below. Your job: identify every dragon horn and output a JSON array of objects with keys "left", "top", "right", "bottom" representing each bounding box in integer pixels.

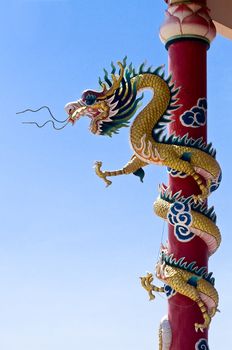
[{"left": 98, "top": 62, "right": 124, "bottom": 99}]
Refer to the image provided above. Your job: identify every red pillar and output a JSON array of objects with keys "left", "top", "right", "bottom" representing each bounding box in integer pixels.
[{"left": 160, "top": 1, "right": 216, "bottom": 349}]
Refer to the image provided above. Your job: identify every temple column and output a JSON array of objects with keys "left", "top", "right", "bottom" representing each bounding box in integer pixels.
[{"left": 160, "top": 1, "right": 216, "bottom": 348}]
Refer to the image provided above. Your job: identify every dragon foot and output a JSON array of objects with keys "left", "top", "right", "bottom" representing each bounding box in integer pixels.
[
  {"left": 194, "top": 316, "right": 211, "bottom": 333},
  {"left": 140, "top": 273, "right": 156, "bottom": 300},
  {"left": 94, "top": 161, "right": 112, "bottom": 187},
  {"left": 140, "top": 273, "right": 165, "bottom": 300}
]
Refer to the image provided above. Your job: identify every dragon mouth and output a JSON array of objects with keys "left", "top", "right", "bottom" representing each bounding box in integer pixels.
[
  {"left": 64, "top": 100, "right": 100, "bottom": 125},
  {"left": 70, "top": 107, "right": 105, "bottom": 135},
  {"left": 65, "top": 98, "right": 111, "bottom": 135},
  {"left": 69, "top": 106, "right": 101, "bottom": 125}
]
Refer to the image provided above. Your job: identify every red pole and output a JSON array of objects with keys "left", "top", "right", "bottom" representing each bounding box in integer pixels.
[{"left": 160, "top": 1, "right": 216, "bottom": 348}]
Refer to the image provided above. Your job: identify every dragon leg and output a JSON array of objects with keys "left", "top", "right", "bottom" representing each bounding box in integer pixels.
[
  {"left": 140, "top": 273, "right": 165, "bottom": 300},
  {"left": 94, "top": 154, "right": 148, "bottom": 187},
  {"left": 194, "top": 298, "right": 211, "bottom": 332}
]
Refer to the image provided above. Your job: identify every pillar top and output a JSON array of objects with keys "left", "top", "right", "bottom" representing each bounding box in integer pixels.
[
  {"left": 165, "top": 0, "right": 206, "bottom": 4},
  {"left": 160, "top": 0, "right": 215, "bottom": 47}
]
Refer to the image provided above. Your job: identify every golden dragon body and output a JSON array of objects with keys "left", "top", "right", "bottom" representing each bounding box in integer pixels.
[
  {"left": 94, "top": 69, "right": 220, "bottom": 203},
  {"left": 64, "top": 59, "right": 221, "bottom": 348},
  {"left": 64, "top": 60, "right": 220, "bottom": 203}
]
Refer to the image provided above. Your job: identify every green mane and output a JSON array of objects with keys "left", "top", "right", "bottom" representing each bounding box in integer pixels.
[
  {"left": 98, "top": 57, "right": 178, "bottom": 137},
  {"left": 99, "top": 57, "right": 144, "bottom": 136}
]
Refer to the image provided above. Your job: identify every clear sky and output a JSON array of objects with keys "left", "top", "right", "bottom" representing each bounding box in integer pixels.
[{"left": 1, "top": 1, "right": 232, "bottom": 349}]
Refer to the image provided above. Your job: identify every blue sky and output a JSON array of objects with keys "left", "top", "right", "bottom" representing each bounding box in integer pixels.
[{"left": 1, "top": 1, "right": 232, "bottom": 349}]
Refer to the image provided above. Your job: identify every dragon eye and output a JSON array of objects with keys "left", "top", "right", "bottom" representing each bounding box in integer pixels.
[{"left": 85, "top": 94, "right": 97, "bottom": 105}]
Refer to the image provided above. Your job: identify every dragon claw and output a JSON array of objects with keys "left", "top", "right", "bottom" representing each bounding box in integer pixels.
[
  {"left": 194, "top": 315, "right": 210, "bottom": 333},
  {"left": 195, "top": 324, "right": 205, "bottom": 333},
  {"left": 140, "top": 273, "right": 156, "bottom": 300},
  {"left": 94, "top": 161, "right": 112, "bottom": 187}
]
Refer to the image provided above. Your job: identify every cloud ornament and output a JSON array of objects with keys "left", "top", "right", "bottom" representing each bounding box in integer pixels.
[
  {"left": 195, "top": 338, "right": 209, "bottom": 350},
  {"left": 164, "top": 284, "right": 176, "bottom": 299},
  {"left": 167, "top": 201, "right": 194, "bottom": 242},
  {"left": 180, "top": 98, "right": 207, "bottom": 128}
]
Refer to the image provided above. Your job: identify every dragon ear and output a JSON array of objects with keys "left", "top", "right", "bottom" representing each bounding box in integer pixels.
[{"left": 98, "top": 62, "right": 125, "bottom": 99}]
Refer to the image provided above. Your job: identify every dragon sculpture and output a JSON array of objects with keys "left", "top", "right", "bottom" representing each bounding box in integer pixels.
[
  {"left": 63, "top": 58, "right": 221, "bottom": 349},
  {"left": 64, "top": 58, "right": 220, "bottom": 204},
  {"left": 141, "top": 247, "right": 219, "bottom": 332}
]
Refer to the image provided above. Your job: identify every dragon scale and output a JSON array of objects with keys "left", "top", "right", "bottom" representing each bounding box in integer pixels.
[
  {"left": 129, "top": 73, "right": 220, "bottom": 201},
  {"left": 63, "top": 59, "right": 221, "bottom": 349}
]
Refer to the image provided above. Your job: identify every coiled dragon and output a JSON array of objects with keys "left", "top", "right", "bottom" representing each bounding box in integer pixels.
[{"left": 64, "top": 58, "right": 221, "bottom": 347}]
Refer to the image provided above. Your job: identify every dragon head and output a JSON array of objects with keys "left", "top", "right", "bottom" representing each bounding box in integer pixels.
[
  {"left": 64, "top": 90, "right": 111, "bottom": 135},
  {"left": 64, "top": 59, "right": 144, "bottom": 136},
  {"left": 18, "top": 58, "right": 144, "bottom": 133}
]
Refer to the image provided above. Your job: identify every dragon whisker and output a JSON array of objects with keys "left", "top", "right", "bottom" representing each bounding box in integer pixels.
[
  {"left": 16, "top": 105, "right": 68, "bottom": 123},
  {"left": 22, "top": 120, "right": 69, "bottom": 130}
]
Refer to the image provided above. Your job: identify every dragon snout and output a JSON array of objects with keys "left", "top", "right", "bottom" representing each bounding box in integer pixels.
[
  {"left": 64, "top": 100, "right": 85, "bottom": 115},
  {"left": 64, "top": 100, "right": 87, "bottom": 124},
  {"left": 64, "top": 103, "right": 75, "bottom": 115}
]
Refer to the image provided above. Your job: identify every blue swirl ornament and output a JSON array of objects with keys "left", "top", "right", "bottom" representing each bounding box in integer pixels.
[
  {"left": 209, "top": 170, "right": 222, "bottom": 194},
  {"left": 198, "top": 98, "right": 207, "bottom": 109},
  {"left": 195, "top": 338, "right": 209, "bottom": 350},
  {"left": 164, "top": 284, "right": 176, "bottom": 299},
  {"left": 180, "top": 98, "right": 207, "bottom": 128},
  {"left": 167, "top": 202, "right": 195, "bottom": 242}
]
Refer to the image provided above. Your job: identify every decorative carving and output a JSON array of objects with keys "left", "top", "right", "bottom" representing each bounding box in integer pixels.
[
  {"left": 64, "top": 59, "right": 221, "bottom": 204},
  {"left": 160, "top": 3, "right": 216, "bottom": 45},
  {"left": 195, "top": 338, "right": 210, "bottom": 350},
  {"left": 141, "top": 248, "right": 219, "bottom": 333},
  {"left": 167, "top": 201, "right": 194, "bottom": 242},
  {"left": 180, "top": 98, "right": 207, "bottom": 128},
  {"left": 154, "top": 184, "right": 221, "bottom": 255},
  {"left": 61, "top": 58, "right": 221, "bottom": 342}
]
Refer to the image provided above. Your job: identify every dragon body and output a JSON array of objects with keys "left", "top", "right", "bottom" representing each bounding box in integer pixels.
[
  {"left": 65, "top": 59, "right": 220, "bottom": 202},
  {"left": 141, "top": 251, "right": 219, "bottom": 333},
  {"left": 64, "top": 59, "right": 221, "bottom": 349},
  {"left": 154, "top": 184, "right": 221, "bottom": 256}
]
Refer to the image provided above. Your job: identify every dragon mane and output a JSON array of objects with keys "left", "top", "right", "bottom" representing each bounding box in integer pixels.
[{"left": 98, "top": 57, "right": 144, "bottom": 137}]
